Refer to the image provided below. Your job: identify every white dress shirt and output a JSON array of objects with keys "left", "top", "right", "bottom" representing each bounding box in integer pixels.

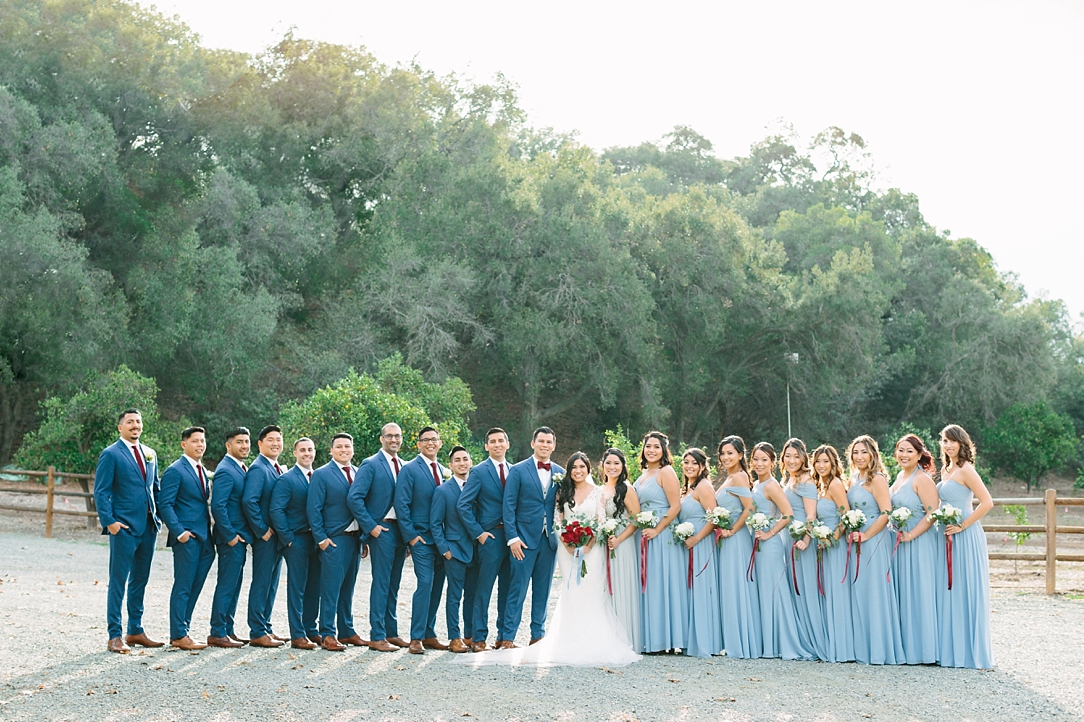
[{"left": 507, "top": 456, "right": 552, "bottom": 548}]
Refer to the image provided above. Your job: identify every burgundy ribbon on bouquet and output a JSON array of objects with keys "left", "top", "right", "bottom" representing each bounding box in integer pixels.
[
  {"left": 853, "top": 538, "right": 862, "bottom": 583},
  {"left": 687, "top": 548, "right": 694, "bottom": 589},
  {"left": 946, "top": 534, "right": 954, "bottom": 590},
  {"left": 714, "top": 528, "right": 724, "bottom": 546},
  {"left": 887, "top": 531, "right": 903, "bottom": 584},
  {"left": 790, "top": 544, "right": 800, "bottom": 596},
  {"left": 606, "top": 552, "right": 613, "bottom": 596},
  {"left": 841, "top": 534, "right": 853, "bottom": 584},
  {"left": 746, "top": 538, "right": 759, "bottom": 583},
  {"left": 640, "top": 536, "right": 649, "bottom": 593},
  {"left": 816, "top": 547, "right": 825, "bottom": 596}
]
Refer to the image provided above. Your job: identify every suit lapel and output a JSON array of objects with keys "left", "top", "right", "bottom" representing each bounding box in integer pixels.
[{"left": 484, "top": 460, "right": 501, "bottom": 493}]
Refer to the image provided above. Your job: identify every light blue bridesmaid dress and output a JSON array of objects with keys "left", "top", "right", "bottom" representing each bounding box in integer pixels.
[
  {"left": 817, "top": 493, "right": 855, "bottom": 662},
  {"left": 714, "top": 485, "right": 761, "bottom": 659},
  {"left": 785, "top": 481, "right": 829, "bottom": 658},
  {"left": 752, "top": 479, "right": 813, "bottom": 660},
  {"left": 891, "top": 470, "right": 939, "bottom": 664},
  {"left": 847, "top": 479, "right": 904, "bottom": 664},
  {"left": 936, "top": 478, "right": 994, "bottom": 669},
  {"left": 635, "top": 472, "right": 687, "bottom": 652},
  {"left": 604, "top": 487, "right": 642, "bottom": 653},
  {"left": 679, "top": 488, "right": 723, "bottom": 657}
]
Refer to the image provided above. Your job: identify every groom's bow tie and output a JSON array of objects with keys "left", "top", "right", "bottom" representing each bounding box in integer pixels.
[{"left": 536, "top": 461, "right": 551, "bottom": 471}]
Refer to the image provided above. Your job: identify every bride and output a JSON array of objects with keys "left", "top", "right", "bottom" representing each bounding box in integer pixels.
[{"left": 458, "top": 452, "right": 641, "bottom": 668}]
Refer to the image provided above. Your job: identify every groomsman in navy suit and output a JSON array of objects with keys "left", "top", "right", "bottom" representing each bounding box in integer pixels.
[
  {"left": 458, "top": 427, "right": 512, "bottom": 652},
  {"left": 395, "top": 426, "right": 450, "bottom": 654},
  {"left": 242, "top": 425, "right": 286, "bottom": 647},
  {"left": 158, "top": 426, "right": 215, "bottom": 650},
  {"left": 94, "top": 408, "right": 164, "bottom": 653},
  {"left": 208, "top": 427, "right": 252, "bottom": 648},
  {"left": 348, "top": 422, "right": 409, "bottom": 652},
  {"left": 432, "top": 445, "right": 478, "bottom": 653},
  {"left": 502, "top": 426, "right": 563, "bottom": 647},
  {"left": 269, "top": 437, "right": 321, "bottom": 649},
  {"left": 308, "top": 433, "right": 366, "bottom": 651}
]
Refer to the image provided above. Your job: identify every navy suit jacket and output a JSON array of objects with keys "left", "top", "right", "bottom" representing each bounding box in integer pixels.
[
  {"left": 348, "top": 452, "right": 398, "bottom": 536},
  {"left": 458, "top": 457, "right": 506, "bottom": 540},
  {"left": 432, "top": 479, "right": 473, "bottom": 563},
  {"left": 94, "top": 439, "right": 161, "bottom": 536},
  {"left": 269, "top": 465, "right": 312, "bottom": 549},
  {"left": 210, "top": 456, "right": 249, "bottom": 545},
  {"left": 394, "top": 454, "right": 449, "bottom": 544},
  {"left": 158, "top": 456, "right": 211, "bottom": 546},
  {"left": 242, "top": 454, "right": 282, "bottom": 539},
  {"left": 503, "top": 458, "right": 564, "bottom": 551},
  {"left": 307, "top": 461, "right": 357, "bottom": 542}
]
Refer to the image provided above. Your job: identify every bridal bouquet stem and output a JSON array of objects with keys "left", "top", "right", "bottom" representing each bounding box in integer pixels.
[
  {"left": 672, "top": 521, "right": 697, "bottom": 588},
  {"left": 928, "top": 504, "right": 964, "bottom": 589},
  {"left": 704, "top": 506, "right": 732, "bottom": 547},
  {"left": 746, "top": 512, "right": 773, "bottom": 582},
  {"left": 787, "top": 520, "right": 809, "bottom": 596},
  {"left": 885, "top": 506, "right": 913, "bottom": 583},
  {"left": 808, "top": 520, "right": 833, "bottom": 595},
  {"left": 839, "top": 509, "right": 868, "bottom": 583},
  {"left": 598, "top": 517, "right": 624, "bottom": 595}
]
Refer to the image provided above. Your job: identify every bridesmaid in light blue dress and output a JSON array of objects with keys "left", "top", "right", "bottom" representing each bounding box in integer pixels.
[
  {"left": 678, "top": 448, "right": 723, "bottom": 658},
  {"left": 846, "top": 435, "right": 904, "bottom": 665},
  {"left": 935, "top": 424, "right": 995, "bottom": 669},
  {"left": 714, "top": 436, "right": 761, "bottom": 659},
  {"left": 634, "top": 431, "right": 686, "bottom": 653},
  {"left": 601, "top": 448, "right": 643, "bottom": 653},
  {"left": 749, "top": 442, "right": 812, "bottom": 660},
  {"left": 781, "top": 438, "right": 829, "bottom": 659},
  {"left": 811, "top": 444, "right": 855, "bottom": 663},
  {"left": 889, "top": 434, "right": 941, "bottom": 664}
]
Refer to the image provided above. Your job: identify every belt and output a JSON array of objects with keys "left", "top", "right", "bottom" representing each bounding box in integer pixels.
[
  {"left": 490, "top": 523, "right": 504, "bottom": 529},
  {"left": 343, "top": 530, "right": 361, "bottom": 537},
  {"left": 383, "top": 518, "right": 398, "bottom": 524}
]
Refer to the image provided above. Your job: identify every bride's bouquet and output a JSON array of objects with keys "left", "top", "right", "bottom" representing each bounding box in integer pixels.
[
  {"left": 555, "top": 514, "right": 597, "bottom": 582},
  {"left": 839, "top": 508, "right": 868, "bottom": 582}
]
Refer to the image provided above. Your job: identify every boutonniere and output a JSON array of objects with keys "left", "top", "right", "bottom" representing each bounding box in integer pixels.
[
  {"left": 551, "top": 473, "right": 565, "bottom": 484},
  {"left": 143, "top": 448, "right": 156, "bottom": 463},
  {"left": 441, "top": 469, "right": 452, "bottom": 480}
]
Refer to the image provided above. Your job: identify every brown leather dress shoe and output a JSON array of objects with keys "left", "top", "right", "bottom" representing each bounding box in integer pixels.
[
  {"left": 107, "top": 637, "right": 131, "bottom": 654},
  {"left": 448, "top": 638, "right": 470, "bottom": 653},
  {"left": 249, "top": 634, "right": 284, "bottom": 648},
  {"left": 307, "top": 635, "right": 323, "bottom": 646},
  {"left": 170, "top": 636, "right": 207, "bottom": 651},
  {"left": 529, "top": 637, "right": 544, "bottom": 646},
  {"left": 271, "top": 634, "right": 289, "bottom": 642},
  {"left": 463, "top": 637, "right": 473, "bottom": 646},
  {"left": 125, "top": 632, "right": 164, "bottom": 648},
  {"left": 339, "top": 634, "right": 368, "bottom": 647},
  {"left": 422, "top": 637, "right": 449, "bottom": 651},
  {"left": 387, "top": 636, "right": 409, "bottom": 648},
  {"left": 470, "top": 640, "right": 488, "bottom": 653},
  {"left": 207, "top": 636, "right": 243, "bottom": 648},
  {"left": 322, "top": 636, "right": 346, "bottom": 652},
  {"left": 291, "top": 637, "right": 318, "bottom": 650},
  {"left": 368, "top": 639, "right": 397, "bottom": 652},
  {"left": 408, "top": 639, "right": 425, "bottom": 654},
  {"left": 496, "top": 640, "right": 517, "bottom": 650},
  {"left": 229, "top": 634, "right": 249, "bottom": 644}
]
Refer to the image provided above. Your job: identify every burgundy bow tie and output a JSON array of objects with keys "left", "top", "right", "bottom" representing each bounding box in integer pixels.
[{"left": 537, "top": 461, "right": 551, "bottom": 472}]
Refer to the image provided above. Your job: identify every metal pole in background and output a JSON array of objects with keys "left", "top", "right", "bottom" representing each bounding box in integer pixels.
[{"left": 786, "top": 382, "right": 792, "bottom": 439}]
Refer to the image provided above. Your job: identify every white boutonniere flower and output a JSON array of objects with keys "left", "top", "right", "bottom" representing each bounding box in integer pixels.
[
  {"left": 441, "top": 468, "right": 452, "bottom": 480},
  {"left": 551, "top": 473, "right": 565, "bottom": 484},
  {"left": 143, "top": 448, "right": 156, "bottom": 463}
]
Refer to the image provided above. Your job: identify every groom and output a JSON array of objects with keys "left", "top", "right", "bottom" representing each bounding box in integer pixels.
[{"left": 501, "top": 426, "right": 563, "bottom": 648}]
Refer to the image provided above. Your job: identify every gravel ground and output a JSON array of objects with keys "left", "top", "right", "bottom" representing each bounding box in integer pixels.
[{"left": 0, "top": 532, "right": 1082, "bottom": 721}]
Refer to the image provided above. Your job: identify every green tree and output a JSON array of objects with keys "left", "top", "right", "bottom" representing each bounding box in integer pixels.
[{"left": 983, "top": 401, "right": 1077, "bottom": 491}]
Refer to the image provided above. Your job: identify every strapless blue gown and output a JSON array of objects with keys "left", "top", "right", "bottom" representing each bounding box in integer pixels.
[{"left": 817, "top": 496, "right": 854, "bottom": 662}]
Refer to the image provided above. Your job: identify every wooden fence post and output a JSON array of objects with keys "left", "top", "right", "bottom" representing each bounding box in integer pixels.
[
  {"left": 1045, "top": 488, "right": 1057, "bottom": 595},
  {"left": 45, "top": 466, "right": 55, "bottom": 539}
]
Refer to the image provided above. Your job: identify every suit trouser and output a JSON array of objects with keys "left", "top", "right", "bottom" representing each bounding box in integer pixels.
[
  {"left": 504, "top": 539, "right": 557, "bottom": 641},
  {"left": 470, "top": 526, "right": 510, "bottom": 642},
  {"left": 408, "top": 541, "right": 446, "bottom": 640},
  {"left": 247, "top": 535, "right": 284, "bottom": 638},
  {"left": 106, "top": 517, "right": 158, "bottom": 639},
  {"left": 210, "top": 540, "right": 248, "bottom": 638},
  {"left": 318, "top": 533, "right": 360, "bottom": 638},
  {"left": 444, "top": 555, "right": 480, "bottom": 640},
  {"left": 169, "top": 534, "right": 215, "bottom": 640},
  {"left": 366, "top": 521, "right": 406, "bottom": 641},
  {"left": 281, "top": 532, "right": 321, "bottom": 640}
]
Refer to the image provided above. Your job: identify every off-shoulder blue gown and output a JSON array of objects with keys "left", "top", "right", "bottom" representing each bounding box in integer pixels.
[
  {"left": 635, "top": 472, "right": 686, "bottom": 652},
  {"left": 785, "top": 481, "right": 828, "bottom": 658},
  {"left": 847, "top": 480, "right": 904, "bottom": 664},
  {"left": 714, "top": 485, "right": 761, "bottom": 659},
  {"left": 817, "top": 494, "right": 854, "bottom": 662},
  {"left": 679, "top": 490, "right": 723, "bottom": 657},
  {"left": 891, "top": 470, "right": 939, "bottom": 664}
]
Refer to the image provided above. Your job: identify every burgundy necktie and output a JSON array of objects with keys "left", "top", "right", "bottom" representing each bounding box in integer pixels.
[
  {"left": 499, "top": 462, "right": 506, "bottom": 488},
  {"left": 274, "top": 462, "right": 282, "bottom": 475},
  {"left": 392, "top": 456, "right": 400, "bottom": 476},
  {"left": 241, "top": 462, "right": 248, "bottom": 473},
  {"left": 307, "top": 471, "right": 312, "bottom": 481},
  {"left": 131, "top": 445, "right": 147, "bottom": 479},
  {"left": 343, "top": 466, "right": 353, "bottom": 484},
  {"left": 431, "top": 461, "right": 441, "bottom": 486},
  {"left": 197, "top": 464, "right": 207, "bottom": 498},
  {"left": 537, "top": 461, "right": 551, "bottom": 472}
]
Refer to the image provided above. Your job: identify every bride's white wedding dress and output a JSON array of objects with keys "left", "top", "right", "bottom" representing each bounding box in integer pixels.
[{"left": 457, "top": 484, "right": 641, "bottom": 668}]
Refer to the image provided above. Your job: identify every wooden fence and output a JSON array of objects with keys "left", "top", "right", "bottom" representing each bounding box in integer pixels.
[{"left": 0, "top": 467, "right": 98, "bottom": 536}]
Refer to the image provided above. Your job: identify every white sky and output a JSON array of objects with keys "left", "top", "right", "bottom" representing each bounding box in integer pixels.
[{"left": 150, "top": 0, "right": 1084, "bottom": 321}]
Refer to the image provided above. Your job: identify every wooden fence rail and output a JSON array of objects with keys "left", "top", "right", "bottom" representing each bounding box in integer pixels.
[{"left": 0, "top": 471, "right": 1082, "bottom": 592}]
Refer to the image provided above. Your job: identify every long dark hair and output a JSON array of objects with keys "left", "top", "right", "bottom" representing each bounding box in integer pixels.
[
  {"left": 781, "top": 437, "right": 811, "bottom": 485},
  {"left": 639, "top": 430, "right": 673, "bottom": 469},
  {"left": 601, "top": 448, "right": 630, "bottom": 516},
  {"left": 557, "top": 451, "right": 592, "bottom": 512},
  {"left": 811, "top": 444, "right": 844, "bottom": 497},
  {"left": 681, "top": 448, "right": 711, "bottom": 495},
  {"left": 896, "top": 434, "right": 935, "bottom": 474},
  {"left": 717, "top": 435, "right": 751, "bottom": 488},
  {"left": 939, "top": 424, "right": 976, "bottom": 468}
]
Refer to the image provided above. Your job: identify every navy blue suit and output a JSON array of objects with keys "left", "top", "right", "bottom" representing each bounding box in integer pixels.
[
  {"left": 458, "top": 457, "right": 511, "bottom": 643},
  {"left": 159, "top": 456, "right": 215, "bottom": 641},
  {"left": 270, "top": 465, "right": 320, "bottom": 640},
  {"left": 208, "top": 455, "right": 250, "bottom": 639},
  {"left": 348, "top": 452, "right": 406, "bottom": 642},
  {"left": 94, "top": 439, "right": 162, "bottom": 640},
  {"left": 243, "top": 454, "right": 284, "bottom": 638},
  {"left": 395, "top": 454, "right": 449, "bottom": 641},
  {"left": 308, "top": 461, "right": 361, "bottom": 639},
  {"left": 432, "top": 478, "right": 479, "bottom": 641},
  {"left": 502, "top": 457, "right": 563, "bottom": 641}
]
